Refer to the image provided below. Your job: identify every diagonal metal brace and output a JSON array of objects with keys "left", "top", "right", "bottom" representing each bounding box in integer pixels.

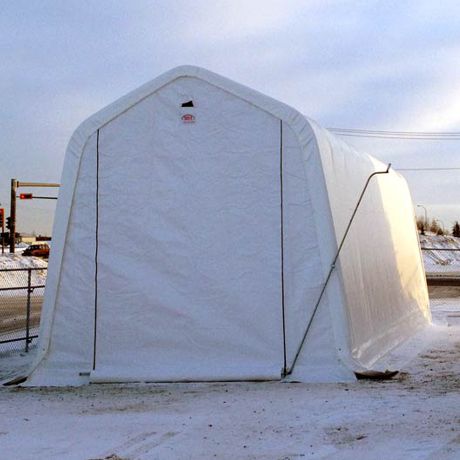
[{"left": 285, "top": 163, "right": 392, "bottom": 376}]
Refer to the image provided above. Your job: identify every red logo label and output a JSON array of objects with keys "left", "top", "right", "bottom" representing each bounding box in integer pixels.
[{"left": 181, "top": 114, "right": 195, "bottom": 123}]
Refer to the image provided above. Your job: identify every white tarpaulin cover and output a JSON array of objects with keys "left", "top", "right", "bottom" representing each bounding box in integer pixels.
[{"left": 26, "top": 66, "right": 430, "bottom": 386}]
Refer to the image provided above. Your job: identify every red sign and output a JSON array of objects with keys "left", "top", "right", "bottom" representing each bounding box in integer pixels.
[
  {"left": 181, "top": 114, "right": 195, "bottom": 123},
  {"left": 0, "top": 208, "right": 4, "bottom": 227}
]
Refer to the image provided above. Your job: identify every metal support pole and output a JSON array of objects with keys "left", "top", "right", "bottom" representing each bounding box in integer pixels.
[
  {"left": 286, "top": 163, "right": 392, "bottom": 376},
  {"left": 17, "top": 182, "right": 60, "bottom": 188},
  {"left": 1, "top": 209, "right": 4, "bottom": 255},
  {"left": 11, "top": 181, "right": 60, "bottom": 248},
  {"left": 10, "top": 179, "right": 17, "bottom": 253},
  {"left": 25, "top": 268, "right": 32, "bottom": 352}
]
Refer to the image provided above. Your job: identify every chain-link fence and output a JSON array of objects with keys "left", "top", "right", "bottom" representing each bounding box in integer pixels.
[
  {"left": 0, "top": 267, "right": 47, "bottom": 355},
  {"left": 421, "top": 246, "right": 460, "bottom": 285},
  {"left": 421, "top": 246, "right": 460, "bottom": 310}
]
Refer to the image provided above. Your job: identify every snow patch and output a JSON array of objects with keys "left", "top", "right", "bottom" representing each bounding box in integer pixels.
[
  {"left": 0, "top": 254, "right": 47, "bottom": 293},
  {"left": 420, "top": 234, "right": 460, "bottom": 275}
]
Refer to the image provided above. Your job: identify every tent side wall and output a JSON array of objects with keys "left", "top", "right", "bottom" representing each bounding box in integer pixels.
[
  {"left": 312, "top": 124, "right": 430, "bottom": 368},
  {"left": 282, "top": 123, "right": 355, "bottom": 380}
]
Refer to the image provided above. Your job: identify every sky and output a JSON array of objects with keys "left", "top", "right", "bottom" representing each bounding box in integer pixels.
[{"left": 1, "top": 0, "right": 460, "bottom": 235}]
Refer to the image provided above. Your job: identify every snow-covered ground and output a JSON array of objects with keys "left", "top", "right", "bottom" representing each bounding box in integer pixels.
[
  {"left": 0, "top": 344, "right": 37, "bottom": 382},
  {"left": 420, "top": 234, "right": 460, "bottom": 276},
  {"left": 0, "top": 254, "right": 47, "bottom": 291},
  {"left": 4, "top": 242, "right": 29, "bottom": 254},
  {"left": 0, "top": 253, "right": 47, "bottom": 270},
  {"left": 0, "top": 296, "right": 458, "bottom": 460},
  {"left": 0, "top": 243, "right": 458, "bottom": 459}
]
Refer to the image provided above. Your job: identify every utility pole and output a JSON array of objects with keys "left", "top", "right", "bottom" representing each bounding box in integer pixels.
[{"left": 10, "top": 179, "right": 17, "bottom": 253}]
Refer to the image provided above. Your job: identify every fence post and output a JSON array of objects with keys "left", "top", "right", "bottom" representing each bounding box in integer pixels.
[{"left": 25, "top": 268, "right": 32, "bottom": 352}]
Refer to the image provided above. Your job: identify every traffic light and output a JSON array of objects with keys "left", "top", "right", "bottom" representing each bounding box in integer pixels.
[
  {"left": 19, "top": 193, "right": 33, "bottom": 200},
  {"left": 6, "top": 217, "right": 12, "bottom": 230},
  {"left": 0, "top": 208, "right": 4, "bottom": 227}
]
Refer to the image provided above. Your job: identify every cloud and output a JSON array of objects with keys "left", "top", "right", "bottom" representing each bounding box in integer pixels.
[{"left": 2, "top": 1, "right": 460, "bottom": 232}]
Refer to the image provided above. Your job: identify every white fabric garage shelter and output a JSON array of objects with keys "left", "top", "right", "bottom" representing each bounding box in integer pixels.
[{"left": 26, "top": 66, "right": 430, "bottom": 386}]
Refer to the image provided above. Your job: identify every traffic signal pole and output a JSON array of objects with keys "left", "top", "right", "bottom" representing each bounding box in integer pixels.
[
  {"left": 9, "top": 179, "right": 17, "bottom": 253},
  {"left": 0, "top": 208, "right": 4, "bottom": 255},
  {"left": 9, "top": 179, "right": 60, "bottom": 253}
]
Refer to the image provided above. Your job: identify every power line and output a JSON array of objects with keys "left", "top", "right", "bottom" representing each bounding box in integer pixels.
[
  {"left": 328, "top": 127, "right": 460, "bottom": 140},
  {"left": 327, "top": 127, "right": 460, "bottom": 169},
  {"left": 333, "top": 133, "right": 460, "bottom": 140},
  {"left": 395, "top": 167, "right": 460, "bottom": 171},
  {"left": 329, "top": 127, "right": 460, "bottom": 135}
]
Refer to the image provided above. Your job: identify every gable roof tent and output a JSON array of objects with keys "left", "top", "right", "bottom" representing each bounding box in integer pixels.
[{"left": 25, "top": 66, "right": 430, "bottom": 386}]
